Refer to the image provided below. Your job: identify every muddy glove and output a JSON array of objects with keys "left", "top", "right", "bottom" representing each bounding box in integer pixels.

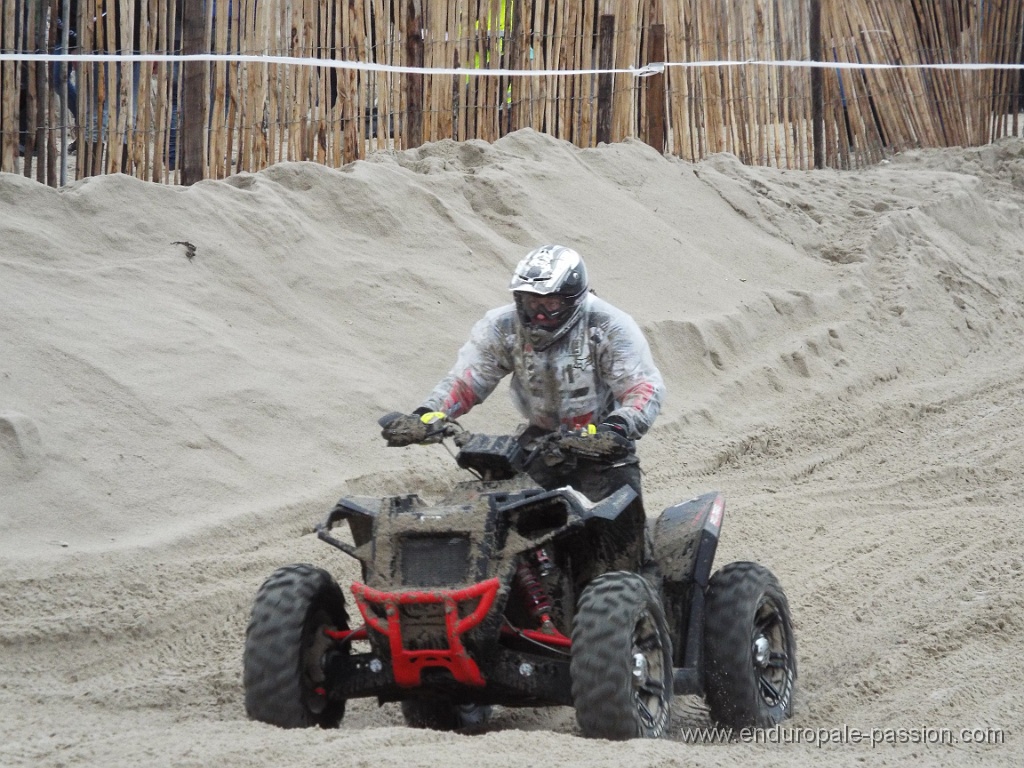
[
  {"left": 379, "top": 409, "right": 448, "bottom": 447},
  {"left": 558, "top": 417, "right": 634, "bottom": 460},
  {"left": 596, "top": 416, "right": 636, "bottom": 457}
]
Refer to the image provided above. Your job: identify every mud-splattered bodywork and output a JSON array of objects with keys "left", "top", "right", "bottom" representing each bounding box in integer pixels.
[
  {"left": 313, "top": 435, "right": 723, "bottom": 708},
  {"left": 317, "top": 472, "right": 644, "bottom": 706}
]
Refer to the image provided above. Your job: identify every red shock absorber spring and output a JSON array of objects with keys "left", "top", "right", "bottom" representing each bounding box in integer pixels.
[{"left": 516, "top": 557, "right": 555, "bottom": 632}]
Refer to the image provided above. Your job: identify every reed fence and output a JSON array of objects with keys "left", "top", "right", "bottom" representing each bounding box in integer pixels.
[{"left": 2, "top": 0, "right": 1022, "bottom": 186}]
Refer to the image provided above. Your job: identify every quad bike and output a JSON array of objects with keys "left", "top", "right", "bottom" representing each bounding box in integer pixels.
[{"left": 242, "top": 414, "right": 797, "bottom": 739}]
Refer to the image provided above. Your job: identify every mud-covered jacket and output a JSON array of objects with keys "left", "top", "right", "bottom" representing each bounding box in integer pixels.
[{"left": 419, "top": 294, "right": 664, "bottom": 439}]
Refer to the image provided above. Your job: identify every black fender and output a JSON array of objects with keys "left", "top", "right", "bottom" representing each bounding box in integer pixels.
[
  {"left": 651, "top": 491, "right": 724, "bottom": 585},
  {"left": 494, "top": 483, "right": 637, "bottom": 538},
  {"left": 496, "top": 482, "right": 645, "bottom": 587},
  {"left": 315, "top": 495, "right": 388, "bottom": 582},
  {"left": 650, "top": 491, "right": 725, "bottom": 686}
]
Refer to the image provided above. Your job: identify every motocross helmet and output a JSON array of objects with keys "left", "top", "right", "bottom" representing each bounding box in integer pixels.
[{"left": 509, "top": 245, "right": 589, "bottom": 347}]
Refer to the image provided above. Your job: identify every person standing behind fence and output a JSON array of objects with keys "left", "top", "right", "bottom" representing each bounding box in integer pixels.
[{"left": 52, "top": 2, "right": 80, "bottom": 132}]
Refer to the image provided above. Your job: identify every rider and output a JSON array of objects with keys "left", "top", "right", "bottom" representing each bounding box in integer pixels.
[{"left": 382, "top": 244, "right": 665, "bottom": 504}]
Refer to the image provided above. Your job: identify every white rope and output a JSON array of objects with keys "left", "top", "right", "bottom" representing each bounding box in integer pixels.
[
  {"left": 658, "top": 59, "right": 1024, "bottom": 72},
  {"left": 2, "top": 52, "right": 1023, "bottom": 76}
]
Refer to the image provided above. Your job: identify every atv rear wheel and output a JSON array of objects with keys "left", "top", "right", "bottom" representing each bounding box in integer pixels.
[
  {"left": 704, "top": 561, "right": 797, "bottom": 728},
  {"left": 570, "top": 571, "right": 673, "bottom": 740},
  {"left": 243, "top": 563, "right": 349, "bottom": 728}
]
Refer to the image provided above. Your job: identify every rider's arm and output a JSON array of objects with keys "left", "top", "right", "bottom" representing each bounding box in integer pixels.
[
  {"left": 594, "top": 305, "right": 665, "bottom": 439},
  {"left": 418, "top": 306, "right": 515, "bottom": 419}
]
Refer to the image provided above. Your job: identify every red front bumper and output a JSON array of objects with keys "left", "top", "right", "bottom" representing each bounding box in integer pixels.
[{"left": 350, "top": 578, "right": 501, "bottom": 687}]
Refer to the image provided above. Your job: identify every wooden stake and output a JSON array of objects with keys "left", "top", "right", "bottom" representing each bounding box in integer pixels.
[
  {"left": 181, "top": 0, "right": 206, "bottom": 185},
  {"left": 597, "top": 14, "right": 614, "bottom": 144},
  {"left": 645, "top": 23, "right": 666, "bottom": 153},
  {"left": 405, "top": 0, "right": 424, "bottom": 148}
]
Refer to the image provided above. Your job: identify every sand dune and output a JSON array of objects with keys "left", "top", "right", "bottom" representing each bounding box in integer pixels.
[{"left": 1, "top": 130, "right": 1021, "bottom": 766}]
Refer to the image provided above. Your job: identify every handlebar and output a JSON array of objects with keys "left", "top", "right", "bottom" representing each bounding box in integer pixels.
[{"left": 379, "top": 412, "right": 634, "bottom": 463}]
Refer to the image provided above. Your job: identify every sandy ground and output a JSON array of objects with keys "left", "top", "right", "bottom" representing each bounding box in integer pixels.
[{"left": 1, "top": 130, "right": 1022, "bottom": 766}]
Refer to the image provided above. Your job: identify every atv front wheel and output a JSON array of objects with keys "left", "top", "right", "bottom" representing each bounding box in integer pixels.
[
  {"left": 243, "top": 563, "right": 349, "bottom": 728},
  {"left": 571, "top": 571, "right": 673, "bottom": 739},
  {"left": 704, "top": 561, "right": 797, "bottom": 728}
]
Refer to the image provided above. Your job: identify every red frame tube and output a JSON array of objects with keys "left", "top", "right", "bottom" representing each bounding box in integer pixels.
[{"left": 500, "top": 624, "right": 572, "bottom": 648}]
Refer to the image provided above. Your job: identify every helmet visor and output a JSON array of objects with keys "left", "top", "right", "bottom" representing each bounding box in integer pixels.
[{"left": 519, "top": 292, "right": 574, "bottom": 328}]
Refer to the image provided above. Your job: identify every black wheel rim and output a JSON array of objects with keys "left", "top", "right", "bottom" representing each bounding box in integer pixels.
[
  {"left": 302, "top": 608, "right": 336, "bottom": 715},
  {"left": 750, "top": 596, "right": 793, "bottom": 709},
  {"left": 631, "top": 608, "right": 668, "bottom": 729}
]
